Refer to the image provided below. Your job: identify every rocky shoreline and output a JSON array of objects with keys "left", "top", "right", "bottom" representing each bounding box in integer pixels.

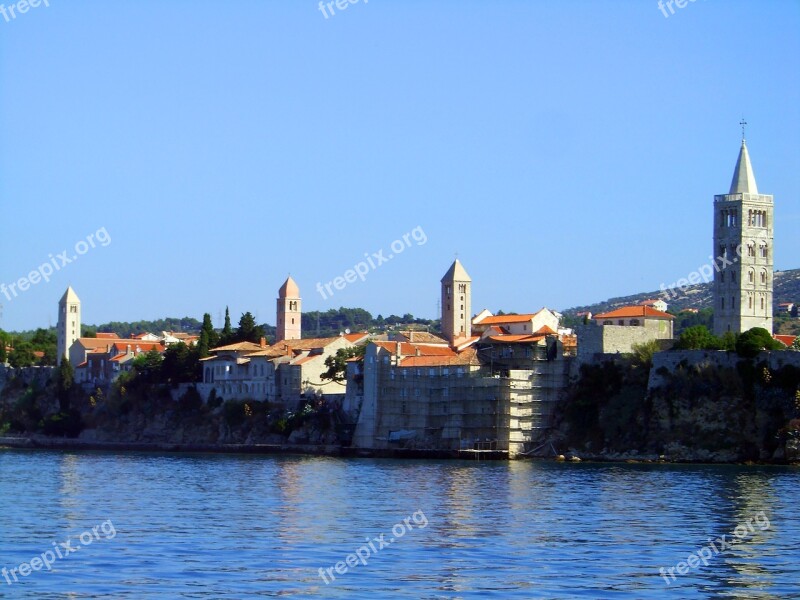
[{"left": 2, "top": 435, "right": 798, "bottom": 465}]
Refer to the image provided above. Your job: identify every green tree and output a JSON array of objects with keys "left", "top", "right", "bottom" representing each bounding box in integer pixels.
[
  {"left": 133, "top": 349, "right": 163, "bottom": 373},
  {"left": 673, "top": 325, "right": 721, "bottom": 350},
  {"left": 56, "top": 357, "right": 75, "bottom": 411},
  {"left": 235, "top": 312, "right": 263, "bottom": 344},
  {"left": 0, "top": 331, "right": 7, "bottom": 363},
  {"left": 736, "top": 327, "right": 784, "bottom": 358},
  {"left": 321, "top": 345, "right": 367, "bottom": 382},
  {"left": 161, "top": 342, "right": 200, "bottom": 383},
  {"left": 198, "top": 313, "right": 218, "bottom": 357},
  {"left": 630, "top": 340, "right": 660, "bottom": 368},
  {"left": 719, "top": 331, "right": 737, "bottom": 351},
  {"left": 219, "top": 307, "right": 233, "bottom": 346},
  {"left": 8, "top": 342, "right": 36, "bottom": 368},
  {"left": 789, "top": 336, "right": 800, "bottom": 351}
]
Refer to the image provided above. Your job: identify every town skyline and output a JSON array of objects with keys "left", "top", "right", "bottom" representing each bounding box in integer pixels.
[{"left": 2, "top": 2, "right": 798, "bottom": 331}]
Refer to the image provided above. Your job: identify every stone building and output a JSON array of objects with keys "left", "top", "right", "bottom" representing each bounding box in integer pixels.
[
  {"left": 348, "top": 260, "right": 571, "bottom": 457},
  {"left": 197, "top": 278, "right": 366, "bottom": 406},
  {"left": 577, "top": 305, "right": 674, "bottom": 361},
  {"left": 713, "top": 137, "right": 774, "bottom": 335}
]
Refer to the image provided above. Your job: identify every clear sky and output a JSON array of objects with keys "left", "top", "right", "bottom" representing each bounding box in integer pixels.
[{"left": 1, "top": 0, "right": 798, "bottom": 332}]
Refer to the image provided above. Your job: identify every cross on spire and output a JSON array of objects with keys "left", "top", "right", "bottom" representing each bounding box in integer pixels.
[{"left": 739, "top": 118, "right": 747, "bottom": 141}]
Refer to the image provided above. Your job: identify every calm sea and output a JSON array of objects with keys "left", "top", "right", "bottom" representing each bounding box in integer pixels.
[{"left": 0, "top": 450, "right": 798, "bottom": 599}]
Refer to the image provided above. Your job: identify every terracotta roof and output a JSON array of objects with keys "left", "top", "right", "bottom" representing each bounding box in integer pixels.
[
  {"left": 210, "top": 341, "right": 264, "bottom": 353},
  {"left": 275, "top": 337, "right": 342, "bottom": 351},
  {"left": 373, "top": 342, "right": 456, "bottom": 356},
  {"left": 392, "top": 331, "right": 448, "bottom": 344},
  {"left": 475, "top": 314, "right": 537, "bottom": 325},
  {"left": 533, "top": 325, "right": 557, "bottom": 335},
  {"left": 593, "top": 306, "right": 674, "bottom": 320},
  {"left": 96, "top": 332, "right": 117, "bottom": 339},
  {"left": 78, "top": 337, "right": 124, "bottom": 350},
  {"left": 484, "top": 334, "right": 546, "bottom": 344},
  {"left": 774, "top": 335, "right": 797, "bottom": 347},
  {"left": 344, "top": 332, "right": 370, "bottom": 343},
  {"left": 111, "top": 342, "right": 165, "bottom": 353},
  {"left": 399, "top": 347, "right": 479, "bottom": 367}
]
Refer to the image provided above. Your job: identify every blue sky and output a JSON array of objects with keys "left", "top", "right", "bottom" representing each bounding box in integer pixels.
[{"left": 1, "top": 0, "right": 798, "bottom": 331}]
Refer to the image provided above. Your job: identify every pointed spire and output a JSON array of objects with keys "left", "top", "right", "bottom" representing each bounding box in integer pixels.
[
  {"left": 441, "top": 259, "right": 471, "bottom": 283},
  {"left": 59, "top": 286, "right": 80, "bottom": 304},
  {"left": 278, "top": 276, "right": 300, "bottom": 298},
  {"left": 729, "top": 139, "right": 758, "bottom": 194}
]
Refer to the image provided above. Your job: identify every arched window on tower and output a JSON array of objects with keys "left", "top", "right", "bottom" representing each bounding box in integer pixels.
[
  {"left": 760, "top": 243, "right": 768, "bottom": 259},
  {"left": 760, "top": 271, "right": 767, "bottom": 285},
  {"left": 748, "top": 270, "right": 754, "bottom": 283},
  {"left": 760, "top": 297, "right": 765, "bottom": 310}
]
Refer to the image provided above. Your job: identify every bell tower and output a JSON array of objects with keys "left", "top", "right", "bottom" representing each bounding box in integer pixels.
[
  {"left": 713, "top": 129, "right": 773, "bottom": 335},
  {"left": 276, "top": 276, "right": 301, "bottom": 342}
]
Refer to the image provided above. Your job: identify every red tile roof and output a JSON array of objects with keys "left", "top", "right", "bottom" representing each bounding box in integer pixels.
[
  {"left": 484, "top": 334, "right": 547, "bottom": 344},
  {"left": 373, "top": 342, "right": 455, "bottom": 356},
  {"left": 774, "top": 335, "right": 797, "bottom": 347},
  {"left": 344, "top": 332, "right": 369, "bottom": 343},
  {"left": 96, "top": 332, "right": 117, "bottom": 339},
  {"left": 399, "top": 347, "right": 479, "bottom": 367},
  {"left": 475, "top": 314, "right": 537, "bottom": 325},
  {"left": 593, "top": 306, "right": 674, "bottom": 320}
]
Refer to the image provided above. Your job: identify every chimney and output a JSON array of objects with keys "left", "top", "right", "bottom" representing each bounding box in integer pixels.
[
  {"left": 395, "top": 342, "right": 402, "bottom": 358},
  {"left": 260, "top": 337, "right": 267, "bottom": 348}
]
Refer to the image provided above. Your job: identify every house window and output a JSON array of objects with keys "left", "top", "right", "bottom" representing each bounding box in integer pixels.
[
  {"left": 630, "top": 319, "right": 640, "bottom": 326},
  {"left": 618, "top": 320, "right": 625, "bottom": 326},
  {"left": 603, "top": 320, "right": 612, "bottom": 325}
]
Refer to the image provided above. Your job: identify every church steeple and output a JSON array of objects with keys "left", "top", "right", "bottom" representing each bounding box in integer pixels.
[
  {"left": 713, "top": 133, "right": 774, "bottom": 336},
  {"left": 441, "top": 259, "right": 472, "bottom": 345},
  {"left": 276, "top": 276, "right": 301, "bottom": 342},
  {"left": 729, "top": 138, "right": 758, "bottom": 195}
]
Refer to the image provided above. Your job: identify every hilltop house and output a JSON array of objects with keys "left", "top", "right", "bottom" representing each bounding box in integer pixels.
[{"left": 577, "top": 305, "right": 674, "bottom": 360}]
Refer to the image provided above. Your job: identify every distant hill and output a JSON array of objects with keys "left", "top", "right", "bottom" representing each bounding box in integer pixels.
[{"left": 562, "top": 268, "right": 800, "bottom": 316}]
